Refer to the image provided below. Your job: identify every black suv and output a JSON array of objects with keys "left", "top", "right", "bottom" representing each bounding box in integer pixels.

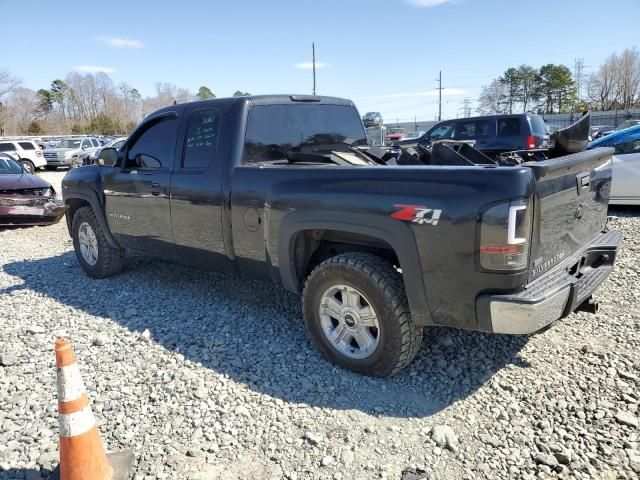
[{"left": 395, "top": 113, "right": 550, "bottom": 154}]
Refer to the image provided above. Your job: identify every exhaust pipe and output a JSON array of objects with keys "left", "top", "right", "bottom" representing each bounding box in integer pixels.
[{"left": 576, "top": 296, "right": 599, "bottom": 314}]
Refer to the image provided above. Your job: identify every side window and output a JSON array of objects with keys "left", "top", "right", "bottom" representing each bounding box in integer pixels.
[
  {"left": 126, "top": 117, "right": 178, "bottom": 170},
  {"left": 182, "top": 109, "right": 219, "bottom": 169},
  {"left": 614, "top": 132, "right": 640, "bottom": 154},
  {"left": 18, "top": 142, "right": 36, "bottom": 150},
  {"left": 91, "top": 139, "right": 100, "bottom": 147},
  {"left": 498, "top": 118, "right": 520, "bottom": 136},
  {"left": 454, "top": 121, "right": 488, "bottom": 140},
  {"left": 0, "top": 143, "right": 16, "bottom": 152},
  {"left": 81, "top": 139, "right": 92, "bottom": 148}
]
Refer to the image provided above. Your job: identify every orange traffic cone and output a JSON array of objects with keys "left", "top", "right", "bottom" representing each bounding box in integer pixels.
[{"left": 49, "top": 339, "right": 133, "bottom": 480}]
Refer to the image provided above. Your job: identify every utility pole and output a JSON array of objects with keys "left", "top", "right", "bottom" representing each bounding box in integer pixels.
[
  {"left": 573, "top": 58, "right": 584, "bottom": 104},
  {"left": 436, "top": 71, "right": 443, "bottom": 121},
  {"left": 461, "top": 97, "right": 472, "bottom": 118},
  {"left": 312, "top": 42, "right": 316, "bottom": 96}
]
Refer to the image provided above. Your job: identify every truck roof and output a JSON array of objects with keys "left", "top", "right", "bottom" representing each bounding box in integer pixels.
[{"left": 150, "top": 95, "right": 355, "bottom": 118}]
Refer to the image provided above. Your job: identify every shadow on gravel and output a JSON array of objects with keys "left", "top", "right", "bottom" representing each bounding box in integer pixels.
[{"left": 3, "top": 252, "right": 531, "bottom": 418}]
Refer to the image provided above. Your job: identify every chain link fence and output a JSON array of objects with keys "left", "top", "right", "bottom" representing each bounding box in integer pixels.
[{"left": 541, "top": 109, "right": 640, "bottom": 129}]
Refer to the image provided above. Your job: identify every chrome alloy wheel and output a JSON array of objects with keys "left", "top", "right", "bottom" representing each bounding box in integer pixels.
[
  {"left": 319, "top": 284, "right": 381, "bottom": 359},
  {"left": 78, "top": 222, "right": 99, "bottom": 266}
]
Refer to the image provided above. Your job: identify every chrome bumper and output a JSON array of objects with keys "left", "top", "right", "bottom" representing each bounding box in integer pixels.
[{"left": 476, "top": 230, "right": 621, "bottom": 335}]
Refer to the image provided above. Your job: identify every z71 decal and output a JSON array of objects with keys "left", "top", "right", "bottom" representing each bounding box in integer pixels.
[{"left": 391, "top": 204, "right": 442, "bottom": 225}]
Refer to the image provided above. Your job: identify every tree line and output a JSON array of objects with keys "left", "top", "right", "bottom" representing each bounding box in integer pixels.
[
  {"left": 477, "top": 47, "right": 640, "bottom": 115},
  {"left": 0, "top": 71, "right": 251, "bottom": 136}
]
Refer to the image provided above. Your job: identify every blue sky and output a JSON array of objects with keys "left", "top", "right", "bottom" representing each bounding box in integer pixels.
[{"left": 3, "top": 0, "right": 639, "bottom": 122}]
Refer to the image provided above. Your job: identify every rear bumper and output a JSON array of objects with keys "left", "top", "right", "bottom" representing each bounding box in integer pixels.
[{"left": 476, "top": 230, "right": 621, "bottom": 334}]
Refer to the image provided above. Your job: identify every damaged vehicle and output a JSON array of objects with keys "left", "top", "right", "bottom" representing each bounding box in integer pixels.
[
  {"left": 62, "top": 95, "right": 620, "bottom": 377},
  {"left": 0, "top": 154, "right": 66, "bottom": 227}
]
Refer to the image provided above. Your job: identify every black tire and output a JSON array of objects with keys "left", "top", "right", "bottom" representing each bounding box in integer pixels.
[
  {"left": 302, "top": 252, "right": 423, "bottom": 377},
  {"left": 71, "top": 206, "right": 124, "bottom": 278},
  {"left": 20, "top": 159, "right": 35, "bottom": 174}
]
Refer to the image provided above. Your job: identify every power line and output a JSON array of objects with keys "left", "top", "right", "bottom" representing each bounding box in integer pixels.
[
  {"left": 460, "top": 97, "right": 472, "bottom": 118},
  {"left": 574, "top": 58, "right": 585, "bottom": 99},
  {"left": 436, "top": 71, "right": 443, "bottom": 122}
]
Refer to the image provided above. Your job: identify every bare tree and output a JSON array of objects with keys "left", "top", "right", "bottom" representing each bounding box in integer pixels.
[
  {"left": 3, "top": 87, "right": 40, "bottom": 134},
  {"left": 477, "top": 80, "right": 508, "bottom": 115},
  {"left": 618, "top": 47, "right": 640, "bottom": 109},
  {"left": 0, "top": 70, "right": 21, "bottom": 97}
]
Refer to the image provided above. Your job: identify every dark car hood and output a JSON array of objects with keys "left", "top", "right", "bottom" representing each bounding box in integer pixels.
[{"left": 0, "top": 173, "right": 51, "bottom": 190}]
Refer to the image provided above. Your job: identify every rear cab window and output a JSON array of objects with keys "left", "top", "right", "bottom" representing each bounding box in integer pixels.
[{"left": 242, "top": 104, "right": 367, "bottom": 165}]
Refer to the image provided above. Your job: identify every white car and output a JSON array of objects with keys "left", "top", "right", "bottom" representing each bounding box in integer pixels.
[
  {"left": 589, "top": 125, "right": 640, "bottom": 205},
  {"left": 0, "top": 140, "right": 47, "bottom": 173}
]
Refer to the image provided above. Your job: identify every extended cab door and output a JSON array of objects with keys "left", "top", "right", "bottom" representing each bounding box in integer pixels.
[
  {"left": 102, "top": 113, "right": 177, "bottom": 254},
  {"left": 169, "top": 106, "right": 231, "bottom": 270}
]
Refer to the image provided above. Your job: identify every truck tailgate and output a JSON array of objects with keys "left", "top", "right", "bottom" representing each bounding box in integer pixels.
[{"left": 525, "top": 147, "right": 614, "bottom": 281}]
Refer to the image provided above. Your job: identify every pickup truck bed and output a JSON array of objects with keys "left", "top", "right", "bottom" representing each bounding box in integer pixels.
[{"left": 61, "top": 95, "right": 620, "bottom": 376}]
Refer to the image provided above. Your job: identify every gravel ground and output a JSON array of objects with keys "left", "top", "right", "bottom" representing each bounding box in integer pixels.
[{"left": 0, "top": 170, "right": 638, "bottom": 480}]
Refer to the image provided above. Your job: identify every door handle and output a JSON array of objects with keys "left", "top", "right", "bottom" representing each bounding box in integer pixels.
[{"left": 151, "top": 182, "right": 161, "bottom": 196}]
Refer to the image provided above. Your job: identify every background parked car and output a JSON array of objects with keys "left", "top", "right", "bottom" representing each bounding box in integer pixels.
[
  {"left": 362, "top": 112, "right": 383, "bottom": 127},
  {"left": 588, "top": 125, "right": 640, "bottom": 205},
  {"left": 590, "top": 125, "right": 615, "bottom": 140},
  {"left": 0, "top": 153, "right": 66, "bottom": 226},
  {"left": 386, "top": 127, "right": 406, "bottom": 143},
  {"left": 0, "top": 140, "right": 46, "bottom": 173},
  {"left": 87, "top": 136, "right": 127, "bottom": 165},
  {"left": 401, "top": 131, "right": 425, "bottom": 141},
  {"left": 616, "top": 119, "right": 640, "bottom": 131},
  {"left": 395, "top": 113, "right": 550, "bottom": 154},
  {"left": 43, "top": 137, "right": 100, "bottom": 169}
]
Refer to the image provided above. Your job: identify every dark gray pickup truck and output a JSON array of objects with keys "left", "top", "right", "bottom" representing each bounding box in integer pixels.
[{"left": 61, "top": 95, "right": 620, "bottom": 376}]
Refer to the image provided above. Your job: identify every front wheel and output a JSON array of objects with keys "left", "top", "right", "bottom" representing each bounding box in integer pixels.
[
  {"left": 20, "top": 159, "right": 35, "bottom": 174},
  {"left": 71, "top": 206, "right": 124, "bottom": 278},
  {"left": 302, "top": 253, "right": 423, "bottom": 377}
]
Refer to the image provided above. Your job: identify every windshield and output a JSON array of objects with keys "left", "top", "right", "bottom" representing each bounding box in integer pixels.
[
  {"left": 243, "top": 104, "right": 368, "bottom": 164},
  {"left": 56, "top": 139, "right": 82, "bottom": 148},
  {"left": 0, "top": 157, "right": 23, "bottom": 174}
]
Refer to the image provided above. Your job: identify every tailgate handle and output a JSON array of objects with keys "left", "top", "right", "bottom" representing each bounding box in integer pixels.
[{"left": 576, "top": 173, "right": 590, "bottom": 194}]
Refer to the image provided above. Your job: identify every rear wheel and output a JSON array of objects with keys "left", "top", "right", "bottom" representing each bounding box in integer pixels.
[
  {"left": 71, "top": 206, "right": 124, "bottom": 278},
  {"left": 303, "top": 252, "right": 423, "bottom": 377},
  {"left": 20, "top": 159, "right": 35, "bottom": 174}
]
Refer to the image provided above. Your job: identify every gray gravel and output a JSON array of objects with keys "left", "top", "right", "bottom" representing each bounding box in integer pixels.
[{"left": 0, "top": 170, "right": 639, "bottom": 479}]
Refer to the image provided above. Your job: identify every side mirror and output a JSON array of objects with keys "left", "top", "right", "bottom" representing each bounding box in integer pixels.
[{"left": 97, "top": 148, "right": 118, "bottom": 167}]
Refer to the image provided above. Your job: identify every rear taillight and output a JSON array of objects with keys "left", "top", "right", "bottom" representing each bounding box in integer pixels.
[
  {"left": 526, "top": 135, "right": 536, "bottom": 149},
  {"left": 479, "top": 198, "right": 532, "bottom": 271},
  {"left": 36, "top": 150, "right": 43, "bottom": 157}
]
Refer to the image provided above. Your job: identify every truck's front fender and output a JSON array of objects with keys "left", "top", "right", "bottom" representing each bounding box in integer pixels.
[
  {"left": 62, "top": 167, "right": 119, "bottom": 249},
  {"left": 277, "top": 210, "right": 433, "bottom": 326}
]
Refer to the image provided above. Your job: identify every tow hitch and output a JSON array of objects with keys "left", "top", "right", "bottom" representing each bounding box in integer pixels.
[{"left": 576, "top": 296, "right": 599, "bottom": 314}]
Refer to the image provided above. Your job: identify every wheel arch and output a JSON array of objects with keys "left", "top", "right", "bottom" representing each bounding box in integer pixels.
[
  {"left": 278, "top": 210, "right": 433, "bottom": 326},
  {"left": 64, "top": 190, "right": 119, "bottom": 248}
]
